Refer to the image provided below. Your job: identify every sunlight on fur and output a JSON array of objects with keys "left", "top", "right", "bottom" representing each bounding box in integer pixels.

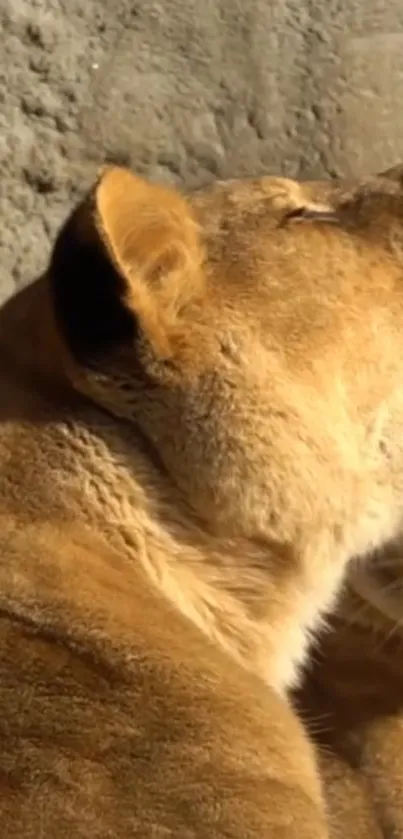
[{"left": 1, "top": 163, "right": 403, "bottom": 836}]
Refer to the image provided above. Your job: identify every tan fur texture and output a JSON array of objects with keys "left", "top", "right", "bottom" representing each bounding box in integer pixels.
[
  {"left": 2, "top": 163, "right": 403, "bottom": 836},
  {"left": 297, "top": 542, "right": 403, "bottom": 839},
  {"left": 291, "top": 165, "right": 403, "bottom": 839}
]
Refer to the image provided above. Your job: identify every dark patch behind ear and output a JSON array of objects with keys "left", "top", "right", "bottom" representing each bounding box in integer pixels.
[
  {"left": 379, "top": 163, "right": 403, "bottom": 185},
  {"left": 49, "top": 205, "right": 136, "bottom": 365}
]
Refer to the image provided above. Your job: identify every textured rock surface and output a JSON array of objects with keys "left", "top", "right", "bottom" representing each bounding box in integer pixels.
[{"left": 1, "top": 0, "right": 403, "bottom": 300}]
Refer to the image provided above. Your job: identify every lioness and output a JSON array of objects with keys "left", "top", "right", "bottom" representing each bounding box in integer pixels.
[{"left": 0, "top": 163, "right": 402, "bottom": 837}]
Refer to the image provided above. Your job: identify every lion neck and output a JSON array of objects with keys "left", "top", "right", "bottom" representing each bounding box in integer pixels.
[
  {"left": 33, "top": 400, "right": 345, "bottom": 693},
  {"left": 45, "top": 406, "right": 319, "bottom": 692},
  {"left": 0, "top": 279, "right": 334, "bottom": 695}
]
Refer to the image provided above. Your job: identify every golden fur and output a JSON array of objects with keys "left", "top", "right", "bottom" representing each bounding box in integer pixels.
[
  {"left": 293, "top": 166, "right": 403, "bottom": 839},
  {"left": 297, "top": 543, "right": 403, "bottom": 838},
  {"left": 1, "top": 163, "right": 403, "bottom": 835}
]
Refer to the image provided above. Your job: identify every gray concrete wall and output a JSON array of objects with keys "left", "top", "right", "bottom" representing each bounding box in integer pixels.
[{"left": 1, "top": 0, "right": 403, "bottom": 300}]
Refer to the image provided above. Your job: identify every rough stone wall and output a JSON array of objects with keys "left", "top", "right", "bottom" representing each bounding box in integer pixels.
[{"left": 1, "top": 0, "right": 403, "bottom": 300}]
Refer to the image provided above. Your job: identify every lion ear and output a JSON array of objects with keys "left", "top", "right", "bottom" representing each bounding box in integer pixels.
[{"left": 49, "top": 166, "right": 203, "bottom": 365}]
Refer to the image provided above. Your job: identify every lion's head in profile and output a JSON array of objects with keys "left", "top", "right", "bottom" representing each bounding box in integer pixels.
[{"left": 1, "top": 163, "right": 403, "bottom": 838}]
